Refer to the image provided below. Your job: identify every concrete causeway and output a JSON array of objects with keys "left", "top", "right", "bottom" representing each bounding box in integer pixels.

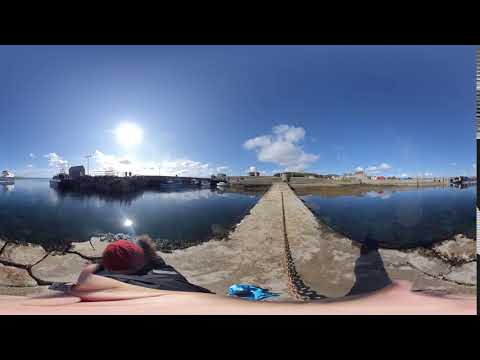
[
  {"left": 163, "top": 182, "right": 294, "bottom": 300},
  {"left": 162, "top": 182, "right": 476, "bottom": 300},
  {"left": 162, "top": 182, "right": 360, "bottom": 300}
]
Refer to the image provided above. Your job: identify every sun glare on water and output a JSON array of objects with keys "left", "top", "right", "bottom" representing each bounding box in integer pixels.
[{"left": 115, "top": 122, "right": 143, "bottom": 146}]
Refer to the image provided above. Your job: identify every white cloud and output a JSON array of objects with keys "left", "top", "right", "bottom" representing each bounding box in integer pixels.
[
  {"left": 473, "top": 163, "right": 476, "bottom": 169},
  {"left": 93, "top": 150, "right": 123, "bottom": 172},
  {"left": 273, "top": 124, "right": 306, "bottom": 142},
  {"left": 44, "top": 153, "right": 68, "bottom": 169},
  {"left": 365, "top": 163, "right": 392, "bottom": 174},
  {"left": 354, "top": 166, "right": 364, "bottom": 172},
  {"left": 216, "top": 166, "right": 229, "bottom": 174},
  {"left": 450, "top": 162, "right": 457, "bottom": 166},
  {"left": 93, "top": 150, "right": 150, "bottom": 175},
  {"left": 244, "top": 136, "right": 272, "bottom": 150},
  {"left": 29, "top": 153, "right": 36, "bottom": 159},
  {"left": 92, "top": 150, "right": 225, "bottom": 178},
  {"left": 245, "top": 166, "right": 264, "bottom": 175},
  {"left": 243, "top": 124, "right": 318, "bottom": 171},
  {"left": 13, "top": 165, "right": 58, "bottom": 178},
  {"left": 158, "top": 159, "right": 216, "bottom": 177},
  {"left": 13, "top": 158, "right": 86, "bottom": 177},
  {"left": 400, "top": 173, "right": 408, "bottom": 178},
  {"left": 424, "top": 172, "right": 433, "bottom": 177}
]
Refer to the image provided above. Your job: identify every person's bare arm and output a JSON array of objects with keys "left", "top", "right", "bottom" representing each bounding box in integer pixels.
[
  {"left": 69, "top": 278, "right": 475, "bottom": 313},
  {"left": 75, "top": 263, "right": 101, "bottom": 286},
  {"left": 3, "top": 280, "right": 474, "bottom": 314},
  {"left": 69, "top": 265, "right": 171, "bottom": 301}
]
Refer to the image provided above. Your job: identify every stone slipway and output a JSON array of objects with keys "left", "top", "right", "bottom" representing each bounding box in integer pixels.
[
  {"left": 162, "top": 182, "right": 357, "bottom": 300},
  {"left": 162, "top": 183, "right": 293, "bottom": 300}
]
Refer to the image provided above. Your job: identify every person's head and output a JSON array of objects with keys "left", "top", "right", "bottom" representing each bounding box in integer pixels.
[
  {"left": 101, "top": 236, "right": 166, "bottom": 274},
  {"left": 102, "top": 239, "right": 146, "bottom": 274},
  {"left": 135, "top": 235, "right": 166, "bottom": 269}
]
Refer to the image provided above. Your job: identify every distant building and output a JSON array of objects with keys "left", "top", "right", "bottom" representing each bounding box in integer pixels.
[
  {"left": 248, "top": 171, "right": 260, "bottom": 176},
  {"left": 69, "top": 165, "right": 85, "bottom": 179},
  {"left": 342, "top": 171, "right": 366, "bottom": 181},
  {"left": 377, "top": 176, "right": 386, "bottom": 180},
  {"left": 212, "top": 173, "right": 227, "bottom": 181},
  {"left": 104, "top": 168, "right": 116, "bottom": 176},
  {"left": 354, "top": 170, "right": 366, "bottom": 179}
]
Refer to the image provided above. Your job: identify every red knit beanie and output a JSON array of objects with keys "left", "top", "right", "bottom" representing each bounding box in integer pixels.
[{"left": 102, "top": 239, "right": 145, "bottom": 272}]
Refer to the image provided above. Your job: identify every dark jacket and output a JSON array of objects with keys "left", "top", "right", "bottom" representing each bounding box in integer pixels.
[{"left": 95, "top": 264, "right": 213, "bottom": 294}]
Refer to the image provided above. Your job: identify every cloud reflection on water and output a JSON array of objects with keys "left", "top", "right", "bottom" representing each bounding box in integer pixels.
[{"left": 365, "top": 191, "right": 392, "bottom": 200}]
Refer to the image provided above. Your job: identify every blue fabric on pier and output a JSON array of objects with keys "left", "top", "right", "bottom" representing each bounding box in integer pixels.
[{"left": 227, "top": 284, "right": 280, "bottom": 301}]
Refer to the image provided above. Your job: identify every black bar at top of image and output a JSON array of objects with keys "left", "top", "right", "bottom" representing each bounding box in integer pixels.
[
  {"left": 1, "top": 8, "right": 480, "bottom": 45},
  {"left": 9, "top": 29, "right": 480, "bottom": 46}
]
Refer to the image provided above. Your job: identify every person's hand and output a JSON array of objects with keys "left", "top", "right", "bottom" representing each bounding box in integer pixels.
[{"left": 48, "top": 282, "right": 74, "bottom": 293}]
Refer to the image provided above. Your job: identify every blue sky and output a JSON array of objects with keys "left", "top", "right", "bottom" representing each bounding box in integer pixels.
[{"left": 0, "top": 45, "right": 476, "bottom": 178}]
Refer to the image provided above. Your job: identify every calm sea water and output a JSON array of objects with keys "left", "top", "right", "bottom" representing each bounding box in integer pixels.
[
  {"left": 0, "top": 179, "right": 261, "bottom": 248},
  {"left": 301, "top": 185, "right": 476, "bottom": 249}
]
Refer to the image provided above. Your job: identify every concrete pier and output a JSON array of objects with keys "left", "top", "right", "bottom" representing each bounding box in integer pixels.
[
  {"left": 163, "top": 183, "right": 294, "bottom": 300},
  {"left": 228, "top": 175, "right": 452, "bottom": 189},
  {"left": 162, "top": 182, "right": 476, "bottom": 300},
  {"left": 162, "top": 182, "right": 360, "bottom": 300},
  {"left": 53, "top": 175, "right": 220, "bottom": 194}
]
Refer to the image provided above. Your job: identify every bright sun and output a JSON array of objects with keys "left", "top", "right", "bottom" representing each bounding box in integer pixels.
[{"left": 115, "top": 122, "right": 143, "bottom": 146}]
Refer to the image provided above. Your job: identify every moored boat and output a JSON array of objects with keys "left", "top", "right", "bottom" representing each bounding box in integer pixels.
[
  {"left": 216, "top": 181, "right": 228, "bottom": 188},
  {"left": 50, "top": 173, "right": 70, "bottom": 188},
  {"left": 0, "top": 170, "right": 15, "bottom": 181},
  {"left": 159, "top": 178, "right": 183, "bottom": 189},
  {"left": 450, "top": 176, "right": 477, "bottom": 186}
]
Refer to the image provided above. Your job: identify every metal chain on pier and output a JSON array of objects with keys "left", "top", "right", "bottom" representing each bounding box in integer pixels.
[{"left": 280, "top": 191, "right": 326, "bottom": 301}]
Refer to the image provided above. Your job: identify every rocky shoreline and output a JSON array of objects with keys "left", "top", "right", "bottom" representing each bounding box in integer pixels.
[{"left": 0, "top": 231, "right": 476, "bottom": 297}]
